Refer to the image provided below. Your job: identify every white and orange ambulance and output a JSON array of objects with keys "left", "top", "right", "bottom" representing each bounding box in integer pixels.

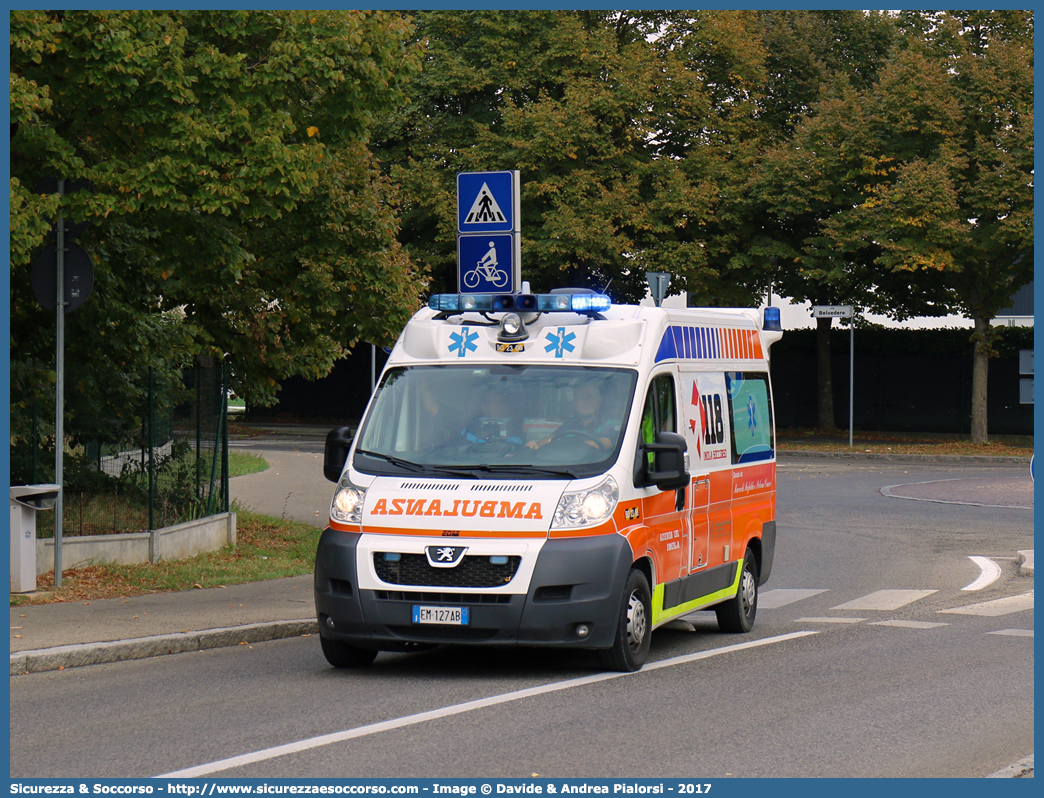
[{"left": 316, "top": 289, "right": 783, "bottom": 671}]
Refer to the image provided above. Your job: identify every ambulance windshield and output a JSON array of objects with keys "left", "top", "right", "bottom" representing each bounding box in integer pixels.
[{"left": 354, "top": 365, "right": 637, "bottom": 478}]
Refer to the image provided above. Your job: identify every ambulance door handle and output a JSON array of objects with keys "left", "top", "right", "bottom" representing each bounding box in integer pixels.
[
  {"left": 695, "top": 475, "right": 710, "bottom": 487},
  {"left": 675, "top": 486, "right": 685, "bottom": 512}
]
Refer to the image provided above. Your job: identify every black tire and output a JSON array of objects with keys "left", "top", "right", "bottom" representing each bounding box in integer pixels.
[
  {"left": 320, "top": 634, "right": 378, "bottom": 668},
  {"left": 599, "top": 568, "right": 652, "bottom": 672},
  {"left": 715, "top": 547, "right": 759, "bottom": 633}
]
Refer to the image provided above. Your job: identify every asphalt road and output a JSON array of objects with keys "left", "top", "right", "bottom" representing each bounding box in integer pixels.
[{"left": 9, "top": 459, "right": 1033, "bottom": 778}]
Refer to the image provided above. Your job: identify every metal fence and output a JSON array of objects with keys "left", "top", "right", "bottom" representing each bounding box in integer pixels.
[{"left": 11, "top": 362, "right": 229, "bottom": 537}]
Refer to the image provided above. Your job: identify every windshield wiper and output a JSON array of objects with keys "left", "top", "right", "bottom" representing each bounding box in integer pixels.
[
  {"left": 447, "top": 464, "right": 580, "bottom": 479},
  {"left": 354, "top": 449, "right": 427, "bottom": 473},
  {"left": 355, "top": 450, "right": 481, "bottom": 478}
]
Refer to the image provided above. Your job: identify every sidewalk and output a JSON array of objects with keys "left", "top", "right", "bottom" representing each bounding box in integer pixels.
[
  {"left": 11, "top": 575, "right": 318, "bottom": 674},
  {"left": 10, "top": 425, "right": 1034, "bottom": 676}
]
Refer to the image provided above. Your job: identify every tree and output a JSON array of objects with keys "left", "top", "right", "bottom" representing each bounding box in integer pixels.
[
  {"left": 374, "top": 10, "right": 769, "bottom": 307},
  {"left": 10, "top": 10, "right": 425, "bottom": 448},
  {"left": 741, "top": 11, "right": 1033, "bottom": 440},
  {"left": 725, "top": 10, "right": 900, "bottom": 430},
  {"left": 824, "top": 12, "right": 1034, "bottom": 442}
]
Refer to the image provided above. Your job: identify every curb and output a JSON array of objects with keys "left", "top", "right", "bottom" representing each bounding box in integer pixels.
[
  {"left": 778, "top": 450, "right": 1031, "bottom": 464},
  {"left": 1017, "top": 550, "right": 1035, "bottom": 576},
  {"left": 986, "top": 755, "right": 1034, "bottom": 778},
  {"left": 10, "top": 619, "right": 319, "bottom": 675}
]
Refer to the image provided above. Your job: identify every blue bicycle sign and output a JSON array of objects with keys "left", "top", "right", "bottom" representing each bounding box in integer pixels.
[
  {"left": 458, "top": 233, "right": 515, "bottom": 293},
  {"left": 464, "top": 240, "right": 508, "bottom": 288}
]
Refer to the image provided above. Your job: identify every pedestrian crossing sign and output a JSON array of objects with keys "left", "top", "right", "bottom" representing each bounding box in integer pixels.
[{"left": 458, "top": 171, "right": 519, "bottom": 233}]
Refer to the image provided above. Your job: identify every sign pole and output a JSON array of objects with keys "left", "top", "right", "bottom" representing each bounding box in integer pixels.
[
  {"left": 849, "top": 321, "right": 854, "bottom": 449},
  {"left": 812, "top": 305, "right": 855, "bottom": 449},
  {"left": 54, "top": 180, "right": 65, "bottom": 587}
]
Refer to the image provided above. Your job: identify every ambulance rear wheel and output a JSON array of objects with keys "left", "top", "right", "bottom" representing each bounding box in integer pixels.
[
  {"left": 320, "top": 634, "right": 378, "bottom": 668},
  {"left": 715, "top": 548, "right": 758, "bottom": 633},
  {"left": 599, "top": 568, "right": 652, "bottom": 672}
]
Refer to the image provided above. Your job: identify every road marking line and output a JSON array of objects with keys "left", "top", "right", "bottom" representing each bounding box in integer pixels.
[
  {"left": 758, "top": 588, "right": 828, "bottom": 608},
  {"left": 155, "top": 630, "right": 817, "bottom": 778},
  {"left": 793, "top": 617, "right": 866, "bottom": 624},
  {"left": 962, "top": 556, "right": 1003, "bottom": 591},
  {"left": 869, "top": 620, "right": 949, "bottom": 629},
  {"left": 986, "top": 629, "right": 1034, "bottom": 637},
  {"left": 938, "top": 591, "right": 1034, "bottom": 617},
  {"left": 831, "top": 589, "right": 937, "bottom": 611}
]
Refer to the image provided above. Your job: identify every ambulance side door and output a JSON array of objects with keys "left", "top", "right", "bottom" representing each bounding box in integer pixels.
[
  {"left": 636, "top": 372, "right": 690, "bottom": 585},
  {"left": 681, "top": 370, "right": 729, "bottom": 571}
]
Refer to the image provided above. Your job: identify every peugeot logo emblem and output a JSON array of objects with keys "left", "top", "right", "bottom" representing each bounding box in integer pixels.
[{"left": 426, "top": 545, "right": 467, "bottom": 568}]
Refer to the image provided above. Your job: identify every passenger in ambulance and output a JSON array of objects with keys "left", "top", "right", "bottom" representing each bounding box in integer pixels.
[
  {"left": 527, "top": 380, "right": 616, "bottom": 451},
  {"left": 461, "top": 385, "right": 524, "bottom": 446}
]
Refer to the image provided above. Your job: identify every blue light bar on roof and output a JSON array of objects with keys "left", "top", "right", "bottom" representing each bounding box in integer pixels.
[
  {"left": 429, "top": 293, "right": 611, "bottom": 315},
  {"left": 569, "top": 294, "right": 611, "bottom": 313},
  {"left": 763, "top": 306, "right": 782, "bottom": 331}
]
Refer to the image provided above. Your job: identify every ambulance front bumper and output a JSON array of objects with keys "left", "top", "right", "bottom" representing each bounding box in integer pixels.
[{"left": 313, "top": 528, "right": 633, "bottom": 650}]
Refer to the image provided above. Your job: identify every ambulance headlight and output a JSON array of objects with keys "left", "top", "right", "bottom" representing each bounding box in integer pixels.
[
  {"left": 552, "top": 475, "right": 619, "bottom": 529},
  {"left": 330, "top": 477, "right": 367, "bottom": 525}
]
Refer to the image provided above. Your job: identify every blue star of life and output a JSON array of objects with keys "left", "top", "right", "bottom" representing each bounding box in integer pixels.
[
  {"left": 544, "top": 327, "right": 576, "bottom": 358},
  {"left": 748, "top": 395, "right": 758, "bottom": 435},
  {"left": 449, "top": 327, "right": 479, "bottom": 358}
]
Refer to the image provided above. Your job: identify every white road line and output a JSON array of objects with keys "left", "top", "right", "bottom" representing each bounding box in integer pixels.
[
  {"left": 962, "top": 556, "right": 1003, "bottom": 591},
  {"left": 939, "top": 591, "right": 1035, "bottom": 617},
  {"left": 793, "top": 617, "right": 866, "bottom": 624},
  {"left": 869, "top": 620, "right": 949, "bottom": 629},
  {"left": 831, "top": 589, "right": 937, "bottom": 611},
  {"left": 156, "top": 630, "right": 817, "bottom": 778},
  {"left": 986, "top": 629, "right": 1034, "bottom": 637},
  {"left": 758, "top": 588, "right": 828, "bottom": 608}
]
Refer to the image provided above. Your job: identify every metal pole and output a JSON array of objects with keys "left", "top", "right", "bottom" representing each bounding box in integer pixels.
[
  {"left": 849, "top": 322, "right": 854, "bottom": 448},
  {"left": 221, "top": 361, "right": 229, "bottom": 513},
  {"left": 54, "top": 180, "right": 65, "bottom": 587},
  {"left": 31, "top": 358, "right": 38, "bottom": 483},
  {"left": 148, "top": 367, "right": 155, "bottom": 531}
]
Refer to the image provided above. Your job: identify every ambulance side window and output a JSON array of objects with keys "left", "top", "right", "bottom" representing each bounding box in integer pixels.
[
  {"left": 638, "top": 374, "right": 676, "bottom": 481},
  {"left": 726, "top": 371, "right": 774, "bottom": 464},
  {"left": 655, "top": 375, "right": 676, "bottom": 434}
]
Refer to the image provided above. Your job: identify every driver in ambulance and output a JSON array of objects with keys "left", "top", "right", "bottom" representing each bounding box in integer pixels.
[{"left": 527, "top": 380, "right": 616, "bottom": 450}]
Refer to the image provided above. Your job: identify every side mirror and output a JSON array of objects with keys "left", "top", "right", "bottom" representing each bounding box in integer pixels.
[
  {"left": 324, "top": 426, "right": 354, "bottom": 482},
  {"left": 644, "top": 431, "right": 690, "bottom": 491}
]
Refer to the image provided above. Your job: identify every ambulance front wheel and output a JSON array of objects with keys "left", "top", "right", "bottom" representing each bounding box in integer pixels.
[
  {"left": 320, "top": 634, "right": 378, "bottom": 668},
  {"left": 599, "top": 568, "right": 652, "bottom": 672},
  {"left": 715, "top": 547, "right": 759, "bottom": 633}
]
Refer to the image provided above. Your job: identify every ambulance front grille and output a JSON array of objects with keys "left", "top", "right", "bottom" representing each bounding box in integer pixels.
[
  {"left": 375, "top": 590, "right": 512, "bottom": 605},
  {"left": 386, "top": 625, "right": 497, "bottom": 642},
  {"left": 373, "top": 553, "right": 521, "bottom": 588}
]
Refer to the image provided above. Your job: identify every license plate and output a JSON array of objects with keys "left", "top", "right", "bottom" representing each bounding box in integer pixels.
[{"left": 412, "top": 605, "right": 469, "bottom": 625}]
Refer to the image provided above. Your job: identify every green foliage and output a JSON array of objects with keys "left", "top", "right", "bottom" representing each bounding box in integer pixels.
[
  {"left": 375, "top": 10, "right": 770, "bottom": 306},
  {"left": 10, "top": 10, "right": 426, "bottom": 432},
  {"left": 746, "top": 11, "right": 1033, "bottom": 324}
]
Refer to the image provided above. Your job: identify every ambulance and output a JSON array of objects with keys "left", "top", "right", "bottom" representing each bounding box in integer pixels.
[{"left": 315, "top": 289, "right": 783, "bottom": 671}]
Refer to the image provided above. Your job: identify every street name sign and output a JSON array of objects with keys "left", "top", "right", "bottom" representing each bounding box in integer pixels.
[{"left": 813, "top": 305, "right": 854, "bottom": 318}]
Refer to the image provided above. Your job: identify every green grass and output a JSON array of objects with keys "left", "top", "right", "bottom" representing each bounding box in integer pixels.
[
  {"left": 228, "top": 451, "right": 269, "bottom": 478},
  {"left": 13, "top": 506, "right": 320, "bottom": 604}
]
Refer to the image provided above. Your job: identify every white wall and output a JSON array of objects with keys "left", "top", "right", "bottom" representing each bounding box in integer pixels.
[{"left": 642, "top": 291, "right": 1031, "bottom": 330}]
